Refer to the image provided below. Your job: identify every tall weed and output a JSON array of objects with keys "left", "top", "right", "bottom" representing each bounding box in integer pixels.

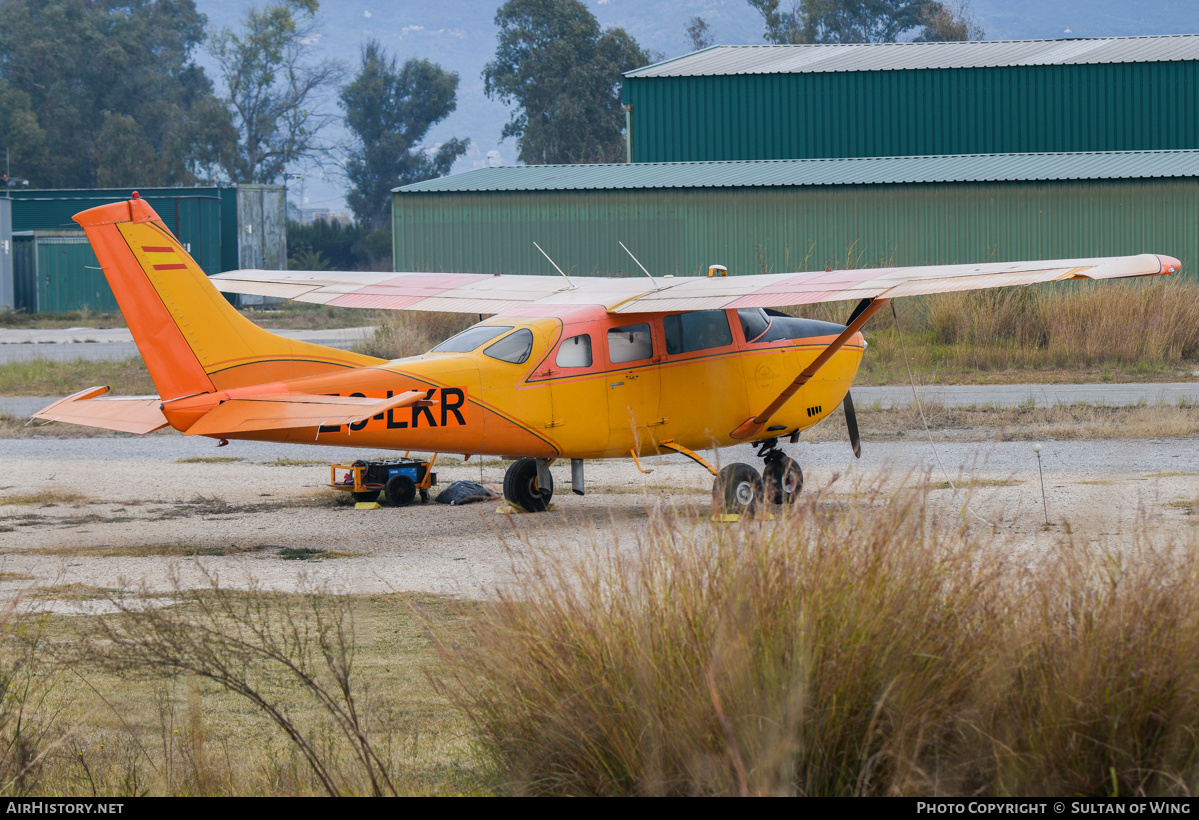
[{"left": 435, "top": 484, "right": 1199, "bottom": 796}]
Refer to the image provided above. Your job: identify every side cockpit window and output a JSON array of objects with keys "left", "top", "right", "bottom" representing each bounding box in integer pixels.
[
  {"left": 663, "top": 310, "right": 733, "bottom": 354},
  {"left": 555, "top": 333, "right": 593, "bottom": 368},
  {"left": 737, "top": 309, "right": 771, "bottom": 343},
  {"left": 483, "top": 328, "right": 534, "bottom": 364},
  {"left": 608, "top": 323, "right": 653, "bottom": 364}
]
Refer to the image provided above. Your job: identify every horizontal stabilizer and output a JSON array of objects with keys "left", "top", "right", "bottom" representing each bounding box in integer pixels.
[
  {"left": 33, "top": 387, "right": 168, "bottom": 434},
  {"left": 185, "top": 390, "right": 431, "bottom": 437}
]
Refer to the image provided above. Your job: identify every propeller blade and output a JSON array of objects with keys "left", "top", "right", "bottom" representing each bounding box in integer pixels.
[{"left": 844, "top": 391, "right": 861, "bottom": 459}]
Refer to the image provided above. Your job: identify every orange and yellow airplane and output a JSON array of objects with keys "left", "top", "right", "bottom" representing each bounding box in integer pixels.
[{"left": 32, "top": 195, "right": 1180, "bottom": 513}]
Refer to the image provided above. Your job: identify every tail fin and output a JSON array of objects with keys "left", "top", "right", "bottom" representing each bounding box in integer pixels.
[{"left": 73, "top": 197, "right": 380, "bottom": 400}]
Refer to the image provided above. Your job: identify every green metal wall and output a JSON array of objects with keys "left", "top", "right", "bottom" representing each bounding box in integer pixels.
[
  {"left": 9, "top": 188, "right": 231, "bottom": 276},
  {"left": 393, "top": 178, "right": 1198, "bottom": 279},
  {"left": 13, "top": 232, "right": 114, "bottom": 313},
  {"left": 623, "top": 62, "right": 1199, "bottom": 162}
]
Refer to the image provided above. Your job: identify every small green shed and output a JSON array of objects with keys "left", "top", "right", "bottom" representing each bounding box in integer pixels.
[{"left": 7, "top": 184, "right": 286, "bottom": 313}]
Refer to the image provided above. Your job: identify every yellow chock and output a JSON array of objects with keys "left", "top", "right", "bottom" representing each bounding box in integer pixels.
[
  {"left": 710, "top": 511, "right": 774, "bottom": 523},
  {"left": 497, "top": 503, "right": 556, "bottom": 514},
  {"left": 355, "top": 502, "right": 382, "bottom": 510}
]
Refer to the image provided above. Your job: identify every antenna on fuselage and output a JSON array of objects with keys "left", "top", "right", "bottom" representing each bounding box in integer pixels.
[
  {"left": 533, "top": 242, "right": 576, "bottom": 290},
  {"left": 619, "top": 241, "right": 655, "bottom": 285}
]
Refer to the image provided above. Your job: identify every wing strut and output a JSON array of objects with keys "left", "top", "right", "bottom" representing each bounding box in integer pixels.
[{"left": 730, "top": 298, "right": 889, "bottom": 440}]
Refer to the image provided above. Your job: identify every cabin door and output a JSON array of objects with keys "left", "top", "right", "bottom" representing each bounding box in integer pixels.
[{"left": 603, "top": 319, "right": 661, "bottom": 456}]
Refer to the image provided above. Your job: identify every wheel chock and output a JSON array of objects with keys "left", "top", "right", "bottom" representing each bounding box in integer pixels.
[
  {"left": 710, "top": 511, "right": 775, "bottom": 523},
  {"left": 355, "top": 502, "right": 382, "bottom": 510},
  {"left": 497, "top": 503, "right": 556, "bottom": 514}
]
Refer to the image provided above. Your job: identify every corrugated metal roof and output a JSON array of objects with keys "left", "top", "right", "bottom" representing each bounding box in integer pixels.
[
  {"left": 625, "top": 35, "right": 1199, "bottom": 77},
  {"left": 395, "top": 150, "right": 1199, "bottom": 193}
]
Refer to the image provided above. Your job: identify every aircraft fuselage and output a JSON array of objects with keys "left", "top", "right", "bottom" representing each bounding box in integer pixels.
[{"left": 200, "top": 305, "right": 864, "bottom": 460}]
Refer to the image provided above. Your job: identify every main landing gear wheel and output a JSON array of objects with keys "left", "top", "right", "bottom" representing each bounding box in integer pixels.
[
  {"left": 385, "top": 474, "right": 417, "bottom": 507},
  {"left": 713, "top": 463, "right": 764, "bottom": 516},
  {"left": 504, "top": 457, "right": 553, "bottom": 512},
  {"left": 763, "top": 456, "right": 803, "bottom": 505}
]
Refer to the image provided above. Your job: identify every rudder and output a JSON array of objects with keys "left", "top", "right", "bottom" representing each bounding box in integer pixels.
[{"left": 74, "top": 197, "right": 381, "bottom": 399}]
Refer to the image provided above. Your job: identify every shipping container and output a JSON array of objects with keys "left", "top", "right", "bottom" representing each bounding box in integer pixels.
[
  {"left": 12, "top": 230, "right": 112, "bottom": 314},
  {"left": 6, "top": 185, "right": 285, "bottom": 312}
]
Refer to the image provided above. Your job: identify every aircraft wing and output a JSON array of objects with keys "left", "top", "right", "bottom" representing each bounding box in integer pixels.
[
  {"left": 31, "top": 387, "right": 169, "bottom": 434},
  {"left": 185, "top": 390, "right": 430, "bottom": 437},
  {"left": 211, "top": 254, "right": 1179, "bottom": 315}
]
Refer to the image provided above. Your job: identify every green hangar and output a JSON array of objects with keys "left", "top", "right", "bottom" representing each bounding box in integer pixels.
[
  {"left": 393, "top": 35, "right": 1199, "bottom": 279},
  {"left": 392, "top": 151, "right": 1199, "bottom": 278},
  {"left": 620, "top": 36, "right": 1199, "bottom": 163}
]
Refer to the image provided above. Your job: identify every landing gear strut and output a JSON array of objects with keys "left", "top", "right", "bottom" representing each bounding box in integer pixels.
[{"left": 756, "top": 438, "right": 803, "bottom": 506}]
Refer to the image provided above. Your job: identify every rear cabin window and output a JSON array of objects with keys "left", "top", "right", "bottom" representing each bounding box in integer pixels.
[
  {"left": 664, "top": 310, "right": 733, "bottom": 354},
  {"left": 607, "top": 323, "right": 653, "bottom": 364},
  {"left": 555, "top": 333, "right": 593, "bottom": 368},
  {"left": 483, "top": 328, "right": 534, "bottom": 364},
  {"left": 431, "top": 325, "right": 512, "bottom": 353}
]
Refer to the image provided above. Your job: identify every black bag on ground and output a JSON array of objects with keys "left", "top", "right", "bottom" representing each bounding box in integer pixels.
[{"left": 435, "top": 480, "right": 498, "bottom": 506}]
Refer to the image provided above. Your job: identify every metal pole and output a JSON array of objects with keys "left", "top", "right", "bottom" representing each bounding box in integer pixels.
[{"left": 1034, "top": 443, "right": 1049, "bottom": 525}]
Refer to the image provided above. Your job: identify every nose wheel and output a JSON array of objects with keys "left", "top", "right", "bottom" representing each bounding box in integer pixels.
[{"left": 757, "top": 438, "right": 803, "bottom": 505}]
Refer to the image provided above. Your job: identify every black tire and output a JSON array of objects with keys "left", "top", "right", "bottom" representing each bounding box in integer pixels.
[
  {"left": 763, "top": 456, "right": 803, "bottom": 505},
  {"left": 419, "top": 489, "right": 430, "bottom": 504},
  {"left": 503, "top": 457, "right": 553, "bottom": 512},
  {"left": 712, "top": 463, "right": 764, "bottom": 516},
  {"left": 352, "top": 490, "right": 380, "bottom": 503},
  {"left": 385, "top": 474, "right": 417, "bottom": 507}
]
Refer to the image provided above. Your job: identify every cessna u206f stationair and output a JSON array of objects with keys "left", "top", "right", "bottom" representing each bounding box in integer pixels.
[{"left": 33, "top": 196, "right": 1180, "bottom": 513}]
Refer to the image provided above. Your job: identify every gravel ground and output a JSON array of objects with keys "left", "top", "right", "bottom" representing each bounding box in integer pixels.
[{"left": 0, "top": 433, "right": 1196, "bottom": 607}]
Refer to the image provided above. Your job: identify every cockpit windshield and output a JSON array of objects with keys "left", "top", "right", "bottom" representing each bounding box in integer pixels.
[{"left": 430, "top": 325, "right": 513, "bottom": 353}]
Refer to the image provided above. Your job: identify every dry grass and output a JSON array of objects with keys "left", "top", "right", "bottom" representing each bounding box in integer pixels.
[
  {"left": 0, "top": 415, "right": 175, "bottom": 439},
  {"left": 0, "top": 359, "right": 155, "bottom": 397},
  {"left": 354, "top": 311, "right": 475, "bottom": 360},
  {"left": 434, "top": 485, "right": 1199, "bottom": 796},
  {"left": 846, "top": 279, "right": 1199, "bottom": 384},
  {"left": 174, "top": 457, "right": 243, "bottom": 465},
  {"left": 0, "top": 588, "right": 484, "bottom": 796},
  {"left": 238, "top": 303, "right": 381, "bottom": 330},
  {"left": 0, "top": 490, "right": 91, "bottom": 507},
  {"left": 19, "top": 544, "right": 275, "bottom": 559},
  {"left": 0, "top": 304, "right": 377, "bottom": 332},
  {"left": 262, "top": 458, "right": 326, "bottom": 467},
  {"left": 802, "top": 399, "right": 1199, "bottom": 442}
]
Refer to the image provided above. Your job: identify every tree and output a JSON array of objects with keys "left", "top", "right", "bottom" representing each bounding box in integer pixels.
[
  {"left": 0, "top": 0, "right": 235, "bottom": 188},
  {"left": 747, "top": 0, "right": 983, "bottom": 44},
  {"left": 340, "top": 41, "right": 469, "bottom": 231},
  {"left": 209, "top": 0, "right": 343, "bottom": 183},
  {"left": 483, "top": 0, "right": 649, "bottom": 165},
  {"left": 685, "top": 16, "right": 715, "bottom": 51},
  {"left": 914, "top": 1, "right": 984, "bottom": 41}
]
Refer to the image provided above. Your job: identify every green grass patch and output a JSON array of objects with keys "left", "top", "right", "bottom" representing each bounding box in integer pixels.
[{"left": 0, "top": 357, "right": 154, "bottom": 397}]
